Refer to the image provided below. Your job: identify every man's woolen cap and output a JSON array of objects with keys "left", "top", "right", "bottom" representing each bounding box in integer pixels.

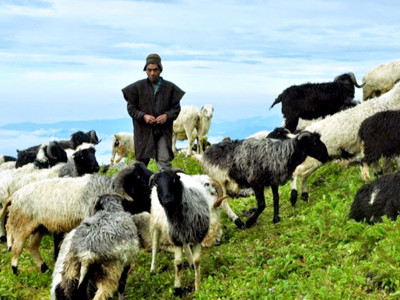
[{"left": 143, "top": 53, "right": 163, "bottom": 72}]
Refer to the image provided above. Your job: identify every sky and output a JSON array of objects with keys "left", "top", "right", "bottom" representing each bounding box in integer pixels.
[{"left": 1, "top": 0, "right": 400, "bottom": 163}]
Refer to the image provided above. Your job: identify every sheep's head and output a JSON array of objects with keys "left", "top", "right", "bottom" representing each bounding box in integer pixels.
[
  {"left": 92, "top": 194, "right": 124, "bottom": 215},
  {"left": 297, "top": 131, "right": 330, "bottom": 164},
  {"left": 334, "top": 72, "right": 365, "bottom": 88},
  {"left": 150, "top": 170, "right": 184, "bottom": 209},
  {"left": 73, "top": 147, "right": 100, "bottom": 175},
  {"left": 201, "top": 104, "right": 214, "bottom": 119}
]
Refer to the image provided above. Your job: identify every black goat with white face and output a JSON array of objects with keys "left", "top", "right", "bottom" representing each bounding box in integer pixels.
[
  {"left": 202, "top": 131, "right": 330, "bottom": 228},
  {"left": 270, "top": 72, "right": 364, "bottom": 132}
]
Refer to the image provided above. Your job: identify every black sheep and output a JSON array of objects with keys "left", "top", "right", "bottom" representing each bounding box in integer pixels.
[{"left": 270, "top": 72, "right": 364, "bottom": 132}]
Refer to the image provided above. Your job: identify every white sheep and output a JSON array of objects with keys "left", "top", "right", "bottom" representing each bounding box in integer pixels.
[
  {"left": 149, "top": 170, "right": 225, "bottom": 296},
  {"left": 110, "top": 132, "right": 134, "bottom": 167},
  {"left": 172, "top": 104, "right": 214, "bottom": 156},
  {"left": 51, "top": 194, "right": 139, "bottom": 300},
  {"left": 363, "top": 60, "right": 400, "bottom": 101},
  {"left": 290, "top": 81, "right": 400, "bottom": 205}
]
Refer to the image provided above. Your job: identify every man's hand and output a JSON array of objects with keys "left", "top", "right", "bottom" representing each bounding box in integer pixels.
[
  {"left": 155, "top": 114, "right": 168, "bottom": 124},
  {"left": 144, "top": 114, "right": 156, "bottom": 124}
]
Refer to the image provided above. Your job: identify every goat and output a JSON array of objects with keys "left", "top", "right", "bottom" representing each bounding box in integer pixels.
[{"left": 270, "top": 72, "right": 364, "bottom": 132}]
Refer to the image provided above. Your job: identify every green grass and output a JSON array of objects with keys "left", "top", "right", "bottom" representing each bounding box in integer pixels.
[{"left": 1, "top": 154, "right": 400, "bottom": 299}]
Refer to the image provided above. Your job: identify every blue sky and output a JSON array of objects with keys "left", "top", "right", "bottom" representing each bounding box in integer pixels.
[{"left": 1, "top": 0, "right": 400, "bottom": 163}]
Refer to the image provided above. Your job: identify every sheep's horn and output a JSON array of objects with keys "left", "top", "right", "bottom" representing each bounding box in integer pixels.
[
  {"left": 46, "top": 142, "right": 58, "bottom": 160},
  {"left": 90, "top": 130, "right": 100, "bottom": 144},
  {"left": 210, "top": 179, "right": 227, "bottom": 208},
  {"left": 297, "top": 131, "right": 312, "bottom": 140},
  {"left": 348, "top": 72, "right": 365, "bottom": 88},
  {"left": 116, "top": 191, "right": 133, "bottom": 201}
]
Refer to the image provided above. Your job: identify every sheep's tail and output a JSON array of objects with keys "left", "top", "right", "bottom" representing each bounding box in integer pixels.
[{"left": 269, "top": 97, "right": 281, "bottom": 109}]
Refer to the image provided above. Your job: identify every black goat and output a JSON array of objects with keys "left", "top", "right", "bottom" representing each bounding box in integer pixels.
[
  {"left": 201, "top": 131, "right": 330, "bottom": 227},
  {"left": 270, "top": 72, "right": 364, "bottom": 132}
]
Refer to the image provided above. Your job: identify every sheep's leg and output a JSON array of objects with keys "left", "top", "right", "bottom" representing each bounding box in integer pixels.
[
  {"left": 221, "top": 198, "right": 244, "bottom": 229},
  {"left": 117, "top": 266, "right": 131, "bottom": 300},
  {"left": 173, "top": 247, "right": 184, "bottom": 297},
  {"left": 28, "top": 230, "right": 48, "bottom": 272},
  {"left": 187, "top": 135, "right": 195, "bottom": 157},
  {"left": 0, "top": 198, "right": 11, "bottom": 241},
  {"left": 172, "top": 134, "right": 177, "bottom": 153},
  {"left": 183, "top": 243, "right": 193, "bottom": 267},
  {"left": 150, "top": 228, "right": 160, "bottom": 272},
  {"left": 93, "top": 263, "right": 123, "bottom": 300},
  {"left": 192, "top": 243, "right": 202, "bottom": 291},
  {"left": 53, "top": 232, "right": 64, "bottom": 260},
  {"left": 290, "top": 176, "right": 298, "bottom": 206},
  {"left": 245, "top": 186, "right": 266, "bottom": 227},
  {"left": 270, "top": 185, "right": 281, "bottom": 223},
  {"left": 10, "top": 225, "right": 36, "bottom": 275},
  {"left": 360, "top": 163, "right": 371, "bottom": 180},
  {"left": 115, "top": 154, "right": 123, "bottom": 164},
  {"left": 110, "top": 149, "right": 116, "bottom": 166}
]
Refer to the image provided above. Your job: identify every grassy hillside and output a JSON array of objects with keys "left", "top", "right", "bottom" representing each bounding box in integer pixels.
[{"left": 1, "top": 155, "right": 400, "bottom": 299}]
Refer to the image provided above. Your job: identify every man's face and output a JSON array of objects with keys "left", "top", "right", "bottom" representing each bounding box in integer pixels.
[{"left": 146, "top": 64, "right": 161, "bottom": 83}]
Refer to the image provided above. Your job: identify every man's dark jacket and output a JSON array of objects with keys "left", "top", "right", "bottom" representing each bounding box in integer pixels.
[{"left": 122, "top": 78, "right": 185, "bottom": 160}]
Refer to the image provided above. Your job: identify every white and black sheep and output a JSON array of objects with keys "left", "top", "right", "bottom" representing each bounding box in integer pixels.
[
  {"left": 6, "top": 161, "right": 153, "bottom": 274},
  {"left": 0, "top": 147, "right": 100, "bottom": 241},
  {"left": 290, "top": 81, "right": 400, "bottom": 206},
  {"left": 110, "top": 132, "right": 134, "bottom": 167},
  {"left": 358, "top": 110, "right": 400, "bottom": 179},
  {"left": 16, "top": 141, "right": 68, "bottom": 169},
  {"left": 201, "top": 131, "right": 330, "bottom": 228},
  {"left": 363, "top": 60, "right": 400, "bottom": 101},
  {"left": 149, "top": 170, "right": 225, "bottom": 296},
  {"left": 350, "top": 172, "right": 400, "bottom": 223},
  {"left": 270, "top": 72, "right": 364, "bottom": 132},
  {"left": 51, "top": 194, "right": 139, "bottom": 300}
]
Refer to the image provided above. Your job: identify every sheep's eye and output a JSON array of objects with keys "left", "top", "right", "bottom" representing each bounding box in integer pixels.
[{"left": 205, "top": 182, "right": 210, "bottom": 187}]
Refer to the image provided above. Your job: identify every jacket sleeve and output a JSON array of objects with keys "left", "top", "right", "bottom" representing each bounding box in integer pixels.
[
  {"left": 122, "top": 84, "right": 145, "bottom": 121},
  {"left": 165, "top": 84, "right": 185, "bottom": 121}
]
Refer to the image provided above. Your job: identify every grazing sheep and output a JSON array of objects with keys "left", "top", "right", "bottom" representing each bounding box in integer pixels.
[
  {"left": 110, "top": 132, "right": 134, "bottom": 167},
  {"left": 350, "top": 172, "right": 400, "bottom": 223},
  {"left": 6, "top": 161, "right": 153, "bottom": 274},
  {"left": 51, "top": 194, "right": 139, "bottom": 300},
  {"left": 290, "top": 82, "right": 400, "bottom": 206},
  {"left": 358, "top": 110, "right": 400, "bottom": 179},
  {"left": 363, "top": 60, "right": 400, "bottom": 101},
  {"left": 270, "top": 72, "right": 364, "bottom": 132},
  {"left": 200, "top": 131, "right": 330, "bottom": 228},
  {"left": 149, "top": 170, "right": 225, "bottom": 296}
]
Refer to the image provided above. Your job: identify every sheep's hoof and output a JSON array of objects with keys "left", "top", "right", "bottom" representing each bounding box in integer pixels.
[
  {"left": 273, "top": 216, "right": 281, "bottom": 224},
  {"left": 245, "top": 218, "right": 256, "bottom": 228},
  {"left": 40, "top": 263, "right": 49, "bottom": 273},
  {"left": 0, "top": 236, "right": 6, "bottom": 243},
  {"left": 12, "top": 266, "right": 18, "bottom": 275},
  {"left": 301, "top": 192, "right": 308, "bottom": 202},
  {"left": 234, "top": 218, "right": 245, "bottom": 229},
  {"left": 173, "top": 287, "right": 183, "bottom": 298},
  {"left": 7, "top": 246, "right": 11, "bottom": 252},
  {"left": 290, "top": 190, "right": 298, "bottom": 206}
]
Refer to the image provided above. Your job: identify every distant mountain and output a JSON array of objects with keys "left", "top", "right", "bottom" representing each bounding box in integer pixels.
[{"left": 0, "top": 115, "right": 284, "bottom": 140}]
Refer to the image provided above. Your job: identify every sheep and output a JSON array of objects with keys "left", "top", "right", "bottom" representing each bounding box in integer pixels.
[
  {"left": 270, "top": 72, "right": 364, "bottom": 132},
  {"left": 363, "top": 60, "right": 400, "bottom": 101},
  {"left": 350, "top": 172, "right": 400, "bottom": 223},
  {"left": 0, "top": 161, "right": 16, "bottom": 172},
  {"left": 0, "top": 155, "right": 16, "bottom": 164},
  {"left": 290, "top": 82, "right": 400, "bottom": 206},
  {"left": 51, "top": 194, "right": 139, "bottom": 300},
  {"left": 358, "top": 110, "right": 400, "bottom": 179},
  {"left": 16, "top": 141, "right": 68, "bottom": 169},
  {"left": 0, "top": 147, "right": 100, "bottom": 241},
  {"left": 200, "top": 131, "right": 330, "bottom": 228},
  {"left": 110, "top": 132, "right": 134, "bottom": 167},
  {"left": 149, "top": 170, "right": 225, "bottom": 296},
  {"left": 6, "top": 161, "right": 152, "bottom": 274},
  {"left": 172, "top": 104, "right": 214, "bottom": 156},
  {"left": 246, "top": 127, "right": 296, "bottom": 140}
]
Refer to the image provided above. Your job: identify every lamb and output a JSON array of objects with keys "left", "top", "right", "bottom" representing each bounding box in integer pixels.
[
  {"left": 0, "top": 147, "right": 100, "bottom": 241},
  {"left": 172, "top": 104, "right": 214, "bottom": 156},
  {"left": 200, "top": 131, "right": 330, "bottom": 228},
  {"left": 358, "top": 110, "right": 400, "bottom": 179},
  {"left": 350, "top": 172, "right": 400, "bottom": 223},
  {"left": 51, "top": 194, "right": 139, "bottom": 300},
  {"left": 149, "top": 170, "right": 225, "bottom": 296},
  {"left": 110, "top": 132, "right": 134, "bottom": 167},
  {"left": 363, "top": 60, "right": 400, "bottom": 101},
  {"left": 290, "top": 82, "right": 400, "bottom": 206},
  {"left": 6, "top": 162, "right": 152, "bottom": 274},
  {"left": 270, "top": 72, "right": 364, "bottom": 132}
]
